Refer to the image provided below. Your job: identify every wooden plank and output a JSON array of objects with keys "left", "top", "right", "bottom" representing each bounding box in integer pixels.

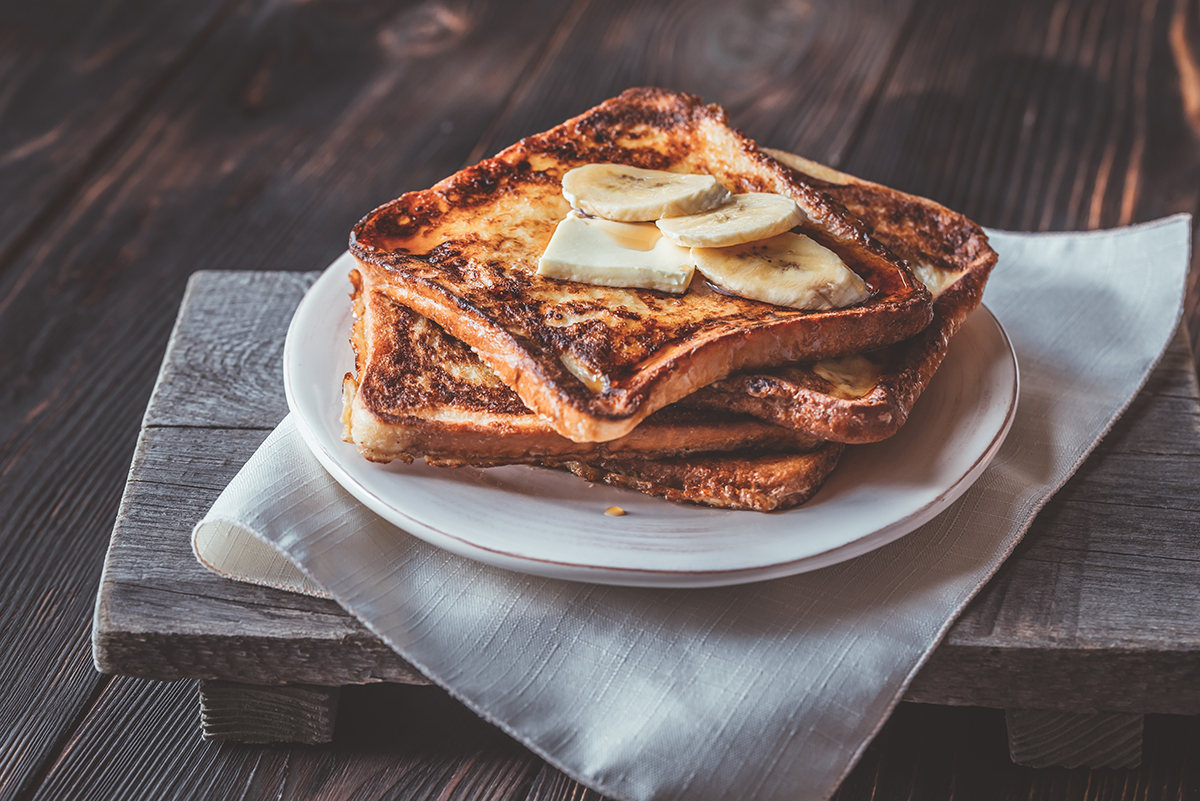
[
  {"left": 0, "top": 0, "right": 231, "bottom": 268},
  {"left": 1006, "top": 709, "right": 1143, "bottom": 769},
  {"left": 199, "top": 681, "right": 340, "bottom": 744},
  {"left": 91, "top": 274, "right": 423, "bottom": 686},
  {"left": 907, "top": 645, "right": 1200, "bottom": 715},
  {"left": 0, "top": 0, "right": 573, "bottom": 797},
  {"left": 24, "top": 678, "right": 290, "bottom": 801},
  {"left": 842, "top": 0, "right": 1181, "bottom": 229},
  {"left": 1155, "top": 0, "right": 1200, "bottom": 362},
  {"left": 470, "top": 0, "right": 919, "bottom": 167},
  {"left": 830, "top": 704, "right": 1197, "bottom": 800},
  {"left": 143, "top": 271, "right": 314, "bottom": 428},
  {"left": 838, "top": 0, "right": 1200, "bottom": 365},
  {"left": 27, "top": 677, "right": 1200, "bottom": 801},
  {"left": 0, "top": 4, "right": 231, "bottom": 794},
  {"left": 29, "top": 676, "right": 543, "bottom": 801},
  {"left": 525, "top": 767, "right": 605, "bottom": 801},
  {"left": 96, "top": 425, "right": 425, "bottom": 686}
]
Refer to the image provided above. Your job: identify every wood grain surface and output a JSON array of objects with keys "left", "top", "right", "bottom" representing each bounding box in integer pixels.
[
  {"left": 1005, "top": 709, "right": 1144, "bottom": 769},
  {"left": 199, "top": 681, "right": 341, "bottom": 744},
  {"left": 843, "top": 0, "right": 1200, "bottom": 357},
  {"left": 4, "top": 0, "right": 1200, "bottom": 798},
  {"left": 0, "top": 0, "right": 571, "bottom": 796},
  {"left": 0, "top": 1, "right": 231, "bottom": 270},
  {"left": 0, "top": 3, "right": 232, "bottom": 793},
  {"left": 98, "top": 424, "right": 423, "bottom": 686}
]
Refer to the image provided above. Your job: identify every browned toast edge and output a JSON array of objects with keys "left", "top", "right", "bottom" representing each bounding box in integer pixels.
[
  {"left": 550, "top": 443, "right": 846, "bottom": 512},
  {"left": 343, "top": 270, "right": 825, "bottom": 464}
]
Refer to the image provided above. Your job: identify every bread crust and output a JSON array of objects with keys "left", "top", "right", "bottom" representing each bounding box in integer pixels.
[
  {"left": 350, "top": 88, "right": 932, "bottom": 443},
  {"left": 343, "top": 271, "right": 823, "bottom": 464},
  {"left": 551, "top": 444, "right": 845, "bottom": 512}
]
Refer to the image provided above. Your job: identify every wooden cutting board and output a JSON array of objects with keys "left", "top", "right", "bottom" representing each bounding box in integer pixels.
[{"left": 92, "top": 270, "right": 1200, "bottom": 767}]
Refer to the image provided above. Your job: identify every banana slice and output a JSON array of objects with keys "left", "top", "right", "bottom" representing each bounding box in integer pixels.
[
  {"left": 537, "top": 210, "right": 695, "bottom": 293},
  {"left": 691, "top": 232, "right": 870, "bottom": 310},
  {"left": 562, "top": 164, "right": 730, "bottom": 221},
  {"left": 655, "top": 193, "right": 804, "bottom": 247},
  {"left": 912, "top": 259, "right": 962, "bottom": 298}
]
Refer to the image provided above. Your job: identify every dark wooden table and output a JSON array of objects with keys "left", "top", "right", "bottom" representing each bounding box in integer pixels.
[{"left": 4, "top": 1, "right": 1200, "bottom": 799}]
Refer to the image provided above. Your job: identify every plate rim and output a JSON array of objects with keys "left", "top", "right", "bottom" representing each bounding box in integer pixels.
[{"left": 284, "top": 254, "right": 1019, "bottom": 587}]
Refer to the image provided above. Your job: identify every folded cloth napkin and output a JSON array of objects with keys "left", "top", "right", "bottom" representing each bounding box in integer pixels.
[{"left": 193, "top": 217, "right": 1190, "bottom": 801}]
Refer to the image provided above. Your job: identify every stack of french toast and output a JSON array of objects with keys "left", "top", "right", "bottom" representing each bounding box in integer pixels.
[{"left": 341, "top": 88, "right": 997, "bottom": 512}]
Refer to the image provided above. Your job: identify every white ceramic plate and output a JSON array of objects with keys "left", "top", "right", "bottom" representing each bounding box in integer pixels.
[{"left": 285, "top": 253, "right": 1018, "bottom": 587}]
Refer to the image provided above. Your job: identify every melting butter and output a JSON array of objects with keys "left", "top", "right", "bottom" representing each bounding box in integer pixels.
[{"left": 537, "top": 210, "right": 695, "bottom": 293}]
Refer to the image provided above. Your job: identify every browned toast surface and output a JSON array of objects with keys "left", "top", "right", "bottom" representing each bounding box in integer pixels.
[
  {"left": 679, "top": 151, "right": 998, "bottom": 443},
  {"left": 350, "top": 88, "right": 932, "bottom": 443},
  {"left": 342, "top": 270, "right": 823, "bottom": 464},
  {"left": 553, "top": 443, "right": 845, "bottom": 512}
]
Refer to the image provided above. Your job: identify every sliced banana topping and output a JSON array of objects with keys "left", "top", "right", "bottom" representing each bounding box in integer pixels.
[
  {"left": 546, "top": 167, "right": 867, "bottom": 309},
  {"left": 537, "top": 210, "right": 695, "bottom": 293},
  {"left": 561, "top": 164, "right": 730, "bottom": 222},
  {"left": 811, "top": 354, "right": 881, "bottom": 398},
  {"left": 691, "top": 232, "right": 870, "bottom": 311},
  {"left": 655, "top": 193, "right": 804, "bottom": 247}
]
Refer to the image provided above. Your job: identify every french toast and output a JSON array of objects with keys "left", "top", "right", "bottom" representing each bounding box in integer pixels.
[
  {"left": 552, "top": 444, "right": 845, "bottom": 512},
  {"left": 343, "top": 269, "right": 824, "bottom": 465},
  {"left": 350, "top": 88, "right": 934, "bottom": 443},
  {"left": 679, "top": 150, "right": 998, "bottom": 443}
]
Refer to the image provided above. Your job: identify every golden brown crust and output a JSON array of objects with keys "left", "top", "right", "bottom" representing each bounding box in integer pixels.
[
  {"left": 551, "top": 443, "right": 845, "bottom": 512},
  {"left": 342, "top": 277, "right": 823, "bottom": 464},
  {"left": 350, "top": 88, "right": 932, "bottom": 442},
  {"left": 679, "top": 151, "right": 998, "bottom": 443}
]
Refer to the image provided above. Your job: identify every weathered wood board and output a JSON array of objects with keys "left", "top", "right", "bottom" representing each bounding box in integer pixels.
[{"left": 95, "top": 269, "right": 1200, "bottom": 720}]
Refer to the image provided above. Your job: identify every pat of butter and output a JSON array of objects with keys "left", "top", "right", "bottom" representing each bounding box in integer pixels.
[{"left": 537, "top": 210, "right": 695, "bottom": 293}]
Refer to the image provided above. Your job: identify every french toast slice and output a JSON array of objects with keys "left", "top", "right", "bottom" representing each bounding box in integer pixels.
[
  {"left": 342, "top": 269, "right": 823, "bottom": 465},
  {"left": 551, "top": 444, "right": 845, "bottom": 512},
  {"left": 679, "top": 150, "right": 998, "bottom": 443},
  {"left": 350, "top": 88, "right": 933, "bottom": 444}
]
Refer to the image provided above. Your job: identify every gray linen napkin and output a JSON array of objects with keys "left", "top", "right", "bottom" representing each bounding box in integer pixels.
[{"left": 194, "top": 216, "right": 1190, "bottom": 801}]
